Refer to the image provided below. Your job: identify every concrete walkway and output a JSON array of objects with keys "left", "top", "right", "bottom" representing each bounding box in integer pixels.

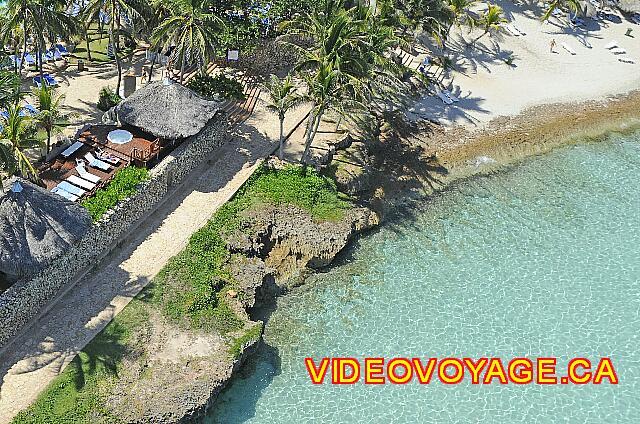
[{"left": 0, "top": 103, "right": 307, "bottom": 422}]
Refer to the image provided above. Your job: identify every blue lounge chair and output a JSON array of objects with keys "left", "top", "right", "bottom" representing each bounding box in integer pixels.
[
  {"left": 24, "top": 53, "right": 36, "bottom": 65},
  {"left": 33, "top": 74, "right": 58, "bottom": 88},
  {"left": 22, "top": 104, "right": 38, "bottom": 115},
  {"left": 56, "top": 44, "right": 70, "bottom": 56},
  {"left": 44, "top": 74, "right": 59, "bottom": 86},
  {"left": 68, "top": 1, "right": 81, "bottom": 17},
  {"left": 51, "top": 186, "right": 79, "bottom": 202},
  {"left": 0, "top": 111, "right": 8, "bottom": 119},
  {"left": 99, "top": 11, "right": 110, "bottom": 24},
  {"left": 57, "top": 181, "right": 86, "bottom": 197}
]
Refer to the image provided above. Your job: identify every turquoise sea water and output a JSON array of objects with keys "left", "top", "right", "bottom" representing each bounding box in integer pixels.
[{"left": 209, "top": 131, "right": 640, "bottom": 423}]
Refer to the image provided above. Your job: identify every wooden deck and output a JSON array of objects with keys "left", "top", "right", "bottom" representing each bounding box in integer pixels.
[
  {"left": 39, "top": 141, "right": 128, "bottom": 193},
  {"left": 78, "top": 125, "right": 162, "bottom": 166},
  {"left": 39, "top": 125, "right": 165, "bottom": 198}
]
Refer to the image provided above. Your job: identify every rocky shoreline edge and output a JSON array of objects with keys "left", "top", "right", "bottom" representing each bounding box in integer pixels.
[
  {"left": 174, "top": 91, "right": 640, "bottom": 423},
  {"left": 17, "top": 91, "right": 640, "bottom": 423}
]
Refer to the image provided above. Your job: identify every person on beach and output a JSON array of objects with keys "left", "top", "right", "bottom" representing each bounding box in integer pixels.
[{"left": 550, "top": 39, "right": 557, "bottom": 53}]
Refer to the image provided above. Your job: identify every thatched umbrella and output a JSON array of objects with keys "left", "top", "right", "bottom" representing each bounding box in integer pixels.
[
  {"left": 115, "top": 80, "right": 221, "bottom": 140},
  {"left": 0, "top": 178, "right": 91, "bottom": 281}
]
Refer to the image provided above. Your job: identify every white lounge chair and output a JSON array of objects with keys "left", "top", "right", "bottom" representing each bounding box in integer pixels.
[
  {"left": 85, "top": 152, "right": 110, "bottom": 171},
  {"left": 61, "top": 141, "right": 83, "bottom": 158},
  {"left": 51, "top": 186, "right": 79, "bottom": 202},
  {"left": 604, "top": 40, "right": 618, "bottom": 49},
  {"left": 611, "top": 47, "right": 626, "bottom": 55},
  {"left": 56, "top": 181, "right": 86, "bottom": 197},
  {"left": 505, "top": 24, "right": 520, "bottom": 36},
  {"left": 443, "top": 90, "right": 460, "bottom": 102},
  {"left": 96, "top": 147, "right": 120, "bottom": 165},
  {"left": 67, "top": 175, "right": 96, "bottom": 191},
  {"left": 618, "top": 56, "right": 636, "bottom": 64},
  {"left": 513, "top": 25, "right": 526, "bottom": 35},
  {"left": 561, "top": 42, "right": 577, "bottom": 55},
  {"left": 76, "top": 163, "right": 101, "bottom": 184},
  {"left": 436, "top": 91, "right": 454, "bottom": 105}
]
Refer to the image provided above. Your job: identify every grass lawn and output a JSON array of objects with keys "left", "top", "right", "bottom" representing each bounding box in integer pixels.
[
  {"left": 70, "top": 26, "right": 135, "bottom": 64},
  {"left": 13, "top": 164, "right": 352, "bottom": 422}
]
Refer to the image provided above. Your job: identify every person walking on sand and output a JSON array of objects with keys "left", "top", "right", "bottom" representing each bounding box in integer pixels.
[{"left": 550, "top": 38, "right": 557, "bottom": 53}]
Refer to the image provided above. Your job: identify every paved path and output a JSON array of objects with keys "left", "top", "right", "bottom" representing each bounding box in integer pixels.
[{"left": 0, "top": 102, "right": 308, "bottom": 422}]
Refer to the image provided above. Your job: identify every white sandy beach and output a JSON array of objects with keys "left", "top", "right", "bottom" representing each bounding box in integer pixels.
[{"left": 408, "top": 0, "right": 640, "bottom": 129}]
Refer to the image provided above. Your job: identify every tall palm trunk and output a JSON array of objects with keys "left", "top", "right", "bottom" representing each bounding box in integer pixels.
[
  {"left": 46, "top": 128, "right": 51, "bottom": 154},
  {"left": 278, "top": 114, "right": 285, "bottom": 160},
  {"left": 111, "top": 22, "right": 122, "bottom": 95},
  {"left": 37, "top": 35, "right": 44, "bottom": 80},
  {"left": 20, "top": 19, "right": 28, "bottom": 78},
  {"left": 179, "top": 53, "right": 186, "bottom": 83},
  {"left": 147, "top": 51, "right": 158, "bottom": 84},
  {"left": 84, "top": 24, "right": 92, "bottom": 61},
  {"left": 302, "top": 107, "right": 324, "bottom": 164}
]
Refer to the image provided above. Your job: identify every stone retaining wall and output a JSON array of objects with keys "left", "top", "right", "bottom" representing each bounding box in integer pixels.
[{"left": 0, "top": 118, "right": 228, "bottom": 348}]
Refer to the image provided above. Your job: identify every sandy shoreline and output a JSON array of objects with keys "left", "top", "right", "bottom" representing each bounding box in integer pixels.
[
  {"left": 408, "top": 90, "right": 640, "bottom": 183},
  {"left": 409, "top": 0, "right": 640, "bottom": 128}
]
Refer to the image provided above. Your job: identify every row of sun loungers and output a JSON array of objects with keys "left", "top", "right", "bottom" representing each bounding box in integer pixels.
[
  {"left": 33, "top": 74, "right": 60, "bottom": 88},
  {"left": 50, "top": 141, "right": 122, "bottom": 202},
  {"left": 604, "top": 40, "right": 636, "bottom": 64},
  {"left": 7, "top": 46, "right": 69, "bottom": 68},
  {"left": 0, "top": 104, "right": 38, "bottom": 132}
]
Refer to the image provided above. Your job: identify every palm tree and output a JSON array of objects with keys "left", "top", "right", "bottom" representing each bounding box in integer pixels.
[
  {"left": 282, "top": 0, "right": 403, "bottom": 163},
  {"left": 261, "top": 74, "right": 302, "bottom": 160},
  {"left": 472, "top": 3, "right": 506, "bottom": 44},
  {"left": 2, "top": 0, "right": 76, "bottom": 79},
  {"left": 447, "top": 0, "right": 476, "bottom": 27},
  {"left": 0, "top": 70, "right": 21, "bottom": 109},
  {"left": 0, "top": 105, "right": 40, "bottom": 185},
  {"left": 150, "top": 0, "right": 222, "bottom": 83},
  {"left": 32, "top": 83, "right": 71, "bottom": 154},
  {"left": 542, "top": 0, "right": 582, "bottom": 22},
  {"left": 83, "top": 0, "right": 147, "bottom": 94}
]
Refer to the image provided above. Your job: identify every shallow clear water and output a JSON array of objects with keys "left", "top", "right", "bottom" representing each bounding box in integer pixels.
[{"left": 209, "top": 131, "right": 640, "bottom": 423}]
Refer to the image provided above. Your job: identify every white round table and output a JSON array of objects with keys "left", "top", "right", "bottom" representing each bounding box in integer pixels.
[{"left": 107, "top": 129, "right": 133, "bottom": 144}]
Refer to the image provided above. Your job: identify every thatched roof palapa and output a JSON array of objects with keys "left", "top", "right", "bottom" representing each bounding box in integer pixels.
[
  {"left": 0, "top": 178, "right": 91, "bottom": 279},
  {"left": 115, "top": 80, "right": 222, "bottom": 140}
]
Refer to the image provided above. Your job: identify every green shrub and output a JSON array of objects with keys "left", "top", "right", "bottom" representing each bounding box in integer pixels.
[
  {"left": 82, "top": 166, "right": 149, "bottom": 221},
  {"left": 186, "top": 74, "right": 246, "bottom": 101},
  {"left": 97, "top": 86, "right": 122, "bottom": 111},
  {"left": 229, "top": 323, "right": 263, "bottom": 360}
]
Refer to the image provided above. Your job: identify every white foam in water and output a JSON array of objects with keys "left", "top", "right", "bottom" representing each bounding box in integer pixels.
[
  {"left": 209, "top": 131, "right": 640, "bottom": 423},
  {"left": 471, "top": 155, "right": 497, "bottom": 167}
]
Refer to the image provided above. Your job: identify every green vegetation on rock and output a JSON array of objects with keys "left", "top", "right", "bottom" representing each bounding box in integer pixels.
[
  {"left": 151, "top": 163, "right": 350, "bottom": 332},
  {"left": 229, "top": 322, "right": 264, "bottom": 360},
  {"left": 82, "top": 166, "right": 149, "bottom": 221},
  {"left": 15, "top": 163, "right": 352, "bottom": 422}
]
